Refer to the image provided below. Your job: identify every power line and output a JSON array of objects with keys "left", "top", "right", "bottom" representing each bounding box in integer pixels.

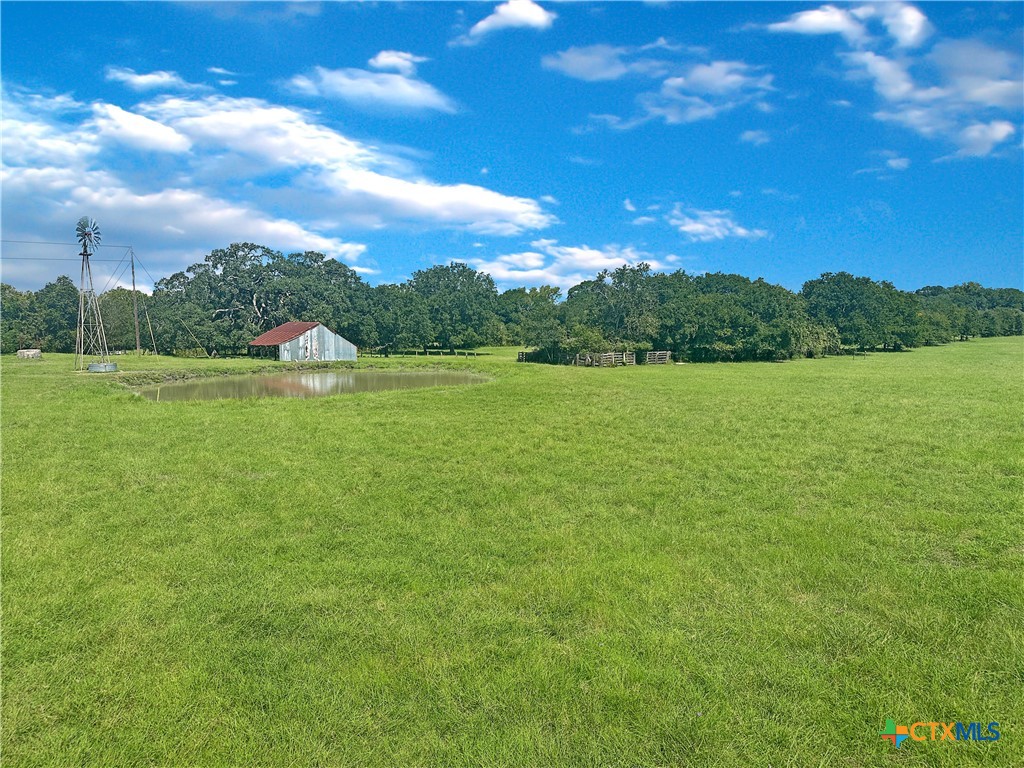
[
  {"left": 4, "top": 238, "right": 165, "bottom": 288},
  {"left": 133, "top": 256, "right": 162, "bottom": 287},
  {"left": 98, "top": 250, "right": 134, "bottom": 295},
  {"left": 1, "top": 239, "right": 134, "bottom": 248},
  {"left": 0, "top": 255, "right": 125, "bottom": 262}
]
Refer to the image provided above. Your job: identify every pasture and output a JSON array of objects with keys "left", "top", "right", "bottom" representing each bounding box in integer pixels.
[{"left": 2, "top": 338, "right": 1021, "bottom": 766}]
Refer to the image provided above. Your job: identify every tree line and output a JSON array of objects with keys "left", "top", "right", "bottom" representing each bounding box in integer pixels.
[{"left": 2, "top": 242, "right": 1022, "bottom": 361}]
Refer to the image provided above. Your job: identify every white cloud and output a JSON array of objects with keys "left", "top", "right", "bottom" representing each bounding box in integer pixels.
[
  {"left": 855, "top": 43, "right": 1021, "bottom": 156},
  {"left": 495, "top": 251, "right": 547, "bottom": 269},
  {"left": 288, "top": 66, "right": 456, "bottom": 113},
  {"left": 452, "top": 0, "right": 556, "bottom": 47},
  {"left": 589, "top": 59, "right": 775, "bottom": 130},
  {"left": 872, "top": 3, "right": 933, "bottom": 48},
  {"left": 78, "top": 185, "right": 367, "bottom": 261},
  {"left": 542, "top": 44, "right": 632, "bottom": 81},
  {"left": 841, "top": 51, "right": 932, "bottom": 102},
  {"left": 89, "top": 104, "right": 191, "bottom": 153},
  {"left": 671, "top": 61, "right": 773, "bottom": 95},
  {"left": 1, "top": 164, "right": 367, "bottom": 281},
  {"left": 765, "top": 4, "right": 1022, "bottom": 159},
  {"left": 644, "top": 66, "right": 771, "bottom": 126},
  {"left": 929, "top": 39, "right": 1023, "bottom": 109},
  {"left": 643, "top": 95, "right": 722, "bottom": 124},
  {"left": 138, "top": 95, "right": 555, "bottom": 235},
  {"left": 5, "top": 88, "right": 85, "bottom": 115},
  {"left": 4, "top": 167, "right": 366, "bottom": 260},
  {"left": 368, "top": 50, "right": 430, "bottom": 77},
  {"left": 930, "top": 39, "right": 1018, "bottom": 81},
  {"left": 537, "top": 241, "right": 661, "bottom": 272},
  {"left": 541, "top": 44, "right": 669, "bottom": 81},
  {"left": 540, "top": 29, "right": 788, "bottom": 133},
  {"left": 873, "top": 106, "right": 950, "bottom": 137},
  {"left": 140, "top": 95, "right": 380, "bottom": 171},
  {"left": 767, "top": 5, "right": 867, "bottom": 45},
  {"left": 667, "top": 205, "right": 768, "bottom": 242},
  {"left": 854, "top": 149, "right": 912, "bottom": 175},
  {"left": 950, "top": 121, "right": 1016, "bottom": 158},
  {"left": 207, "top": 66, "right": 237, "bottom": 77},
  {"left": 469, "top": 239, "right": 665, "bottom": 290},
  {"left": 1, "top": 99, "right": 98, "bottom": 167},
  {"left": 632, "top": 216, "right": 657, "bottom": 225},
  {"left": 1, "top": 87, "right": 556, "bottom": 288},
  {"left": 350, "top": 265, "right": 380, "bottom": 276},
  {"left": 623, "top": 198, "right": 637, "bottom": 211},
  {"left": 740, "top": 129, "right": 771, "bottom": 146},
  {"left": 194, "top": 2, "right": 321, "bottom": 24},
  {"left": 547, "top": 41, "right": 775, "bottom": 130},
  {"left": 105, "top": 66, "right": 208, "bottom": 92},
  {"left": 766, "top": 2, "right": 933, "bottom": 50},
  {"left": 541, "top": 39, "right": 704, "bottom": 82},
  {"left": 321, "top": 171, "right": 554, "bottom": 235},
  {"left": 760, "top": 188, "right": 799, "bottom": 201}
]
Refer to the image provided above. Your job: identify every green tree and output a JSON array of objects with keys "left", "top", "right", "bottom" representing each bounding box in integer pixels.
[
  {"left": 370, "top": 284, "right": 435, "bottom": 352},
  {"left": 410, "top": 262, "right": 500, "bottom": 350},
  {"left": 607, "top": 263, "right": 659, "bottom": 344},
  {"left": 1, "top": 284, "right": 35, "bottom": 352},
  {"left": 564, "top": 273, "right": 610, "bottom": 332},
  {"left": 562, "top": 323, "right": 607, "bottom": 358},
  {"left": 521, "top": 287, "right": 564, "bottom": 351},
  {"left": 801, "top": 272, "right": 916, "bottom": 351},
  {"left": 29, "top": 276, "right": 79, "bottom": 352},
  {"left": 99, "top": 287, "right": 145, "bottom": 352},
  {"left": 915, "top": 283, "right": 1023, "bottom": 340},
  {"left": 499, "top": 285, "right": 564, "bottom": 351},
  {"left": 650, "top": 271, "right": 699, "bottom": 356}
]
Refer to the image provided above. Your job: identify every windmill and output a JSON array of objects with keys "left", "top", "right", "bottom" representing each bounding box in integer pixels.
[{"left": 74, "top": 217, "right": 116, "bottom": 371}]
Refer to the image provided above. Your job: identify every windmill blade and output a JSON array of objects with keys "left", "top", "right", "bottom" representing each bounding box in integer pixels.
[{"left": 76, "top": 216, "right": 102, "bottom": 253}]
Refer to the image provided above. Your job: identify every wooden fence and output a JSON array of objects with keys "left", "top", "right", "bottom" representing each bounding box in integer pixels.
[
  {"left": 519, "top": 349, "right": 672, "bottom": 366},
  {"left": 572, "top": 351, "right": 636, "bottom": 367}
]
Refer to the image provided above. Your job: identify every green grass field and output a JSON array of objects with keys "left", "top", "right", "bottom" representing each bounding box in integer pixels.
[{"left": 2, "top": 339, "right": 1022, "bottom": 767}]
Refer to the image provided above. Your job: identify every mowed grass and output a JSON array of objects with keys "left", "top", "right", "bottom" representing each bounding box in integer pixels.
[{"left": 2, "top": 339, "right": 1021, "bottom": 767}]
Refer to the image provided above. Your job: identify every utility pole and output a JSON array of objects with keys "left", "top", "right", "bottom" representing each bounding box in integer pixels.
[{"left": 130, "top": 249, "right": 142, "bottom": 355}]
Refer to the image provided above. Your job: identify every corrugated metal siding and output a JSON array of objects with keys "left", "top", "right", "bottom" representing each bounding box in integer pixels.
[{"left": 278, "top": 324, "right": 357, "bottom": 362}]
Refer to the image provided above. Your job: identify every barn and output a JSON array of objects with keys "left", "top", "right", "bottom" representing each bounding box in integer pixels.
[{"left": 249, "top": 321, "right": 357, "bottom": 362}]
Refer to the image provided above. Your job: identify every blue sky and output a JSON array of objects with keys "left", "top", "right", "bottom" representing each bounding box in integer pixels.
[{"left": 2, "top": 1, "right": 1021, "bottom": 294}]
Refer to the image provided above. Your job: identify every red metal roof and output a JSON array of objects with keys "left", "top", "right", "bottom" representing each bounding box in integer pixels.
[{"left": 249, "top": 321, "right": 321, "bottom": 346}]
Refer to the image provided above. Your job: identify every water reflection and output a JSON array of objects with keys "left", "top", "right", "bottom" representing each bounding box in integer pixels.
[{"left": 141, "top": 370, "right": 486, "bottom": 401}]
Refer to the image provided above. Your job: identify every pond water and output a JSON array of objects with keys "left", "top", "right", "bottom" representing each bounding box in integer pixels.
[{"left": 140, "top": 370, "right": 487, "bottom": 402}]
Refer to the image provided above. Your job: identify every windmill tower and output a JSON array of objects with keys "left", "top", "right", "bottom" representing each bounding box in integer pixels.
[{"left": 74, "top": 217, "right": 116, "bottom": 372}]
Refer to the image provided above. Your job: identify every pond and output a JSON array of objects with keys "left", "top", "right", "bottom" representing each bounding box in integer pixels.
[{"left": 140, "top": 370, "right": 487, "bottom": 402}]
